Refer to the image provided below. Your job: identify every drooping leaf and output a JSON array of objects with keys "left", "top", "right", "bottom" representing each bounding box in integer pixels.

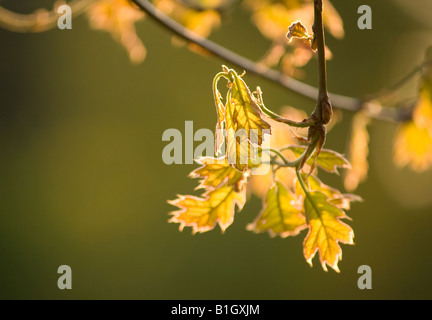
[
  {"left": 344, "top": 112, "right": 370, "bottom": 191},
  {"left": 169, "top": 185, "right": 246, "bottom": 234},
  {"left": 216, "top": 67, "right": 272, "bottom": 171},
  {"left": 303, "top": 191, "right": 354, "bottom": 272},
  {"left": 247, "top": 181, "right": 306, "bottom": 237},
  {"left": 286, "top": 145, "right": 351, "bottom": 174},
  {"left": 228, "top": 68, "right": 271, "bottom": 146},
  {"left": 190, "top": 157, "right": 246, "bottom": 191}
]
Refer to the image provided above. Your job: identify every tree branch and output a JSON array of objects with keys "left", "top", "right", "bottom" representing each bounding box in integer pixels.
[{"left": 130, "top": 0, "right": 413, "bottom": 123}]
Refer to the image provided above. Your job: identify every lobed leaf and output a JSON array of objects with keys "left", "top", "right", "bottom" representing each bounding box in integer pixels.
[
  {"left": 303, "top": 191, "right": 354, "bottom": 272},
  {"left": 169, "top": 185, "right": 246, "bottom": 234},
  {"left": 286, "top": 21, "right": 311, "bottom": 42}
]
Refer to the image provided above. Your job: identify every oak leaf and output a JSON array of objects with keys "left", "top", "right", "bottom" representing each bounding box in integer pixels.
[
  {"left": 303, "top": 191, "right": 354, "bottom": 272},
  {"left": 169, "top": 185, "right": 246, "bottom": 234}
]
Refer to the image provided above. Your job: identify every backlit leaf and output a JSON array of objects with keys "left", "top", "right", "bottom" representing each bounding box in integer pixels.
[
  {"left": 303, "top": 191, "right": 354, "bottom": 272},
  {"left": 247, "top": 181, "right": 306, "bottom": 237},
  {"left": 393, "top": 80, "right": 432, "bottom": 172},
  {"left": 394, "top": 121, "right": 432, "bottom": 172},
  {"left": 287, "top": 21, "right": 311, "bottom": 41},
  {"left": 228, "top": 68, "right": 272, "bottom": 146},
  {"left": 169, "top": 185, "right": 246, "bottom": 234}
]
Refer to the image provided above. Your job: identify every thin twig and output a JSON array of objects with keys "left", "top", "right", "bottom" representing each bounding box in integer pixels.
[{"left": 130, "top": 0, "right": 418, "bottom": 123}]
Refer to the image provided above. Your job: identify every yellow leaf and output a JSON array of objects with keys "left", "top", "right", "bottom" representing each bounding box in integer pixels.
[
  {"left": 393, "top": 82, "right": 432, "bottom": 172},
  {"left": 190, "top": 157, "right": 246, "bottom": 191},
  {"left": 87, "top": 0, "right": 146, "bottom": 63},
  {"left": 247, "top": 181, "right": 306, "bottom": 237},
  {"left": 216, "top": 68, "right": 271, "bottom": 171},
  {"left": 169, "top": 185, "right": 246, "bottom": 234},
  {"left": 228, "top": 69, "right": 271, "bottom": 146},
  {"left": 303, "top": 191, "right": 354, "bottom": 272},
  {"left": 394, "top": 121, "right": 432, "bottom": 172},
  {"left": 413, "top": 84, "right": 432, "bottom": 129}
]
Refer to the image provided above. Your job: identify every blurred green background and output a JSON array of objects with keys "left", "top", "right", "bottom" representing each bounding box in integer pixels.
[{"left": 1, "top": 0, "right": 432, "bottom": 299}]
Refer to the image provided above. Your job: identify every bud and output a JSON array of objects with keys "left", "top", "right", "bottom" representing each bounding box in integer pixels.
[{"left": 321, "top": 98, "right": 333, "bottom": 125}]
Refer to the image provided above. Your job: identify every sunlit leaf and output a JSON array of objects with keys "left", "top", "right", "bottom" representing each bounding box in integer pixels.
[
  {"left": 393, "top": 80, "right": 432, "bottom": 172},
  {"left": 287, "top": 21, "right": 311, "bottom": 41},
  {"left": 247, "top": 181, "right": 306, "bottom": 237},
  {"left": 169, "top": 185, "right": 246, "bottom": 234},
  {"left": 394, "top": 121, "right": 432, "bottom": 172},
  {"left": 303, "top": 191, "right": 354, "bottom": 272},
  {"left": 228, "top": 69, "right": 271, "bottom": 146},
  {"left": 215, "top": 68, "right": 271, "bottom": 171}
]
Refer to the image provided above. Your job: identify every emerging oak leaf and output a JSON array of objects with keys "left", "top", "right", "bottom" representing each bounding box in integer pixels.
[
  {"left": 87, "top": 0, "right": 146, "bottom": 63},
  {"left": 169, "top": 185, "right": 246, "bottom": 234},
  {"left": 247, "top": 181, "right": 306, "bottom": 237},
  {"left": 213, "top": 67, "right": 271, "bottom": 171},
  {"left": 228, "top": 68, "right": 271, "bottom": 146},
  {"left": 245, "top": 0, "right": 343, "bottom": 76},
  {"left": 303, "top": 191, "right": 354, "bottom": 273},
  {"left": 287, "top": 21, "right": 311, "bottom": 41}
]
